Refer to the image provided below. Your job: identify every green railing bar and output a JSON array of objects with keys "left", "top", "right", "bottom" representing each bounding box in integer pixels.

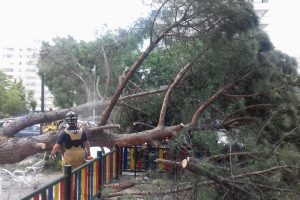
[{"left": 64, "top": 165, "right": 72, "bottom": 200}]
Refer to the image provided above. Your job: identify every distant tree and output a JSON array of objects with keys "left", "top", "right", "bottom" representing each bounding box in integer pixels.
[
  {"left": 1, "top": 81, "right": 28, "bottom": 116},
  {"left": 0, "top": 70, "right": 8, "bottom": 108},
  {"left": 27, "top": 90, "right": 37, "bottom": 111},
  {"left": 38, "top": 28, "right": 145, "bottom": 108}
]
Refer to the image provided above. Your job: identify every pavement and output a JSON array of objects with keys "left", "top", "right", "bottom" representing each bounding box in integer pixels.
[
  {"left": 0, "top": 172, "right": 61, "bottom": 200},
  {"left": 0, "top": 153, "right": 61, "bottom": 200}
]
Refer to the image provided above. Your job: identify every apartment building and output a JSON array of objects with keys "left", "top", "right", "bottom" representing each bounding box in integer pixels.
[
  {"left": 248, "top": 0, "right": 270, "bottom": 30},
  {"left": 0, "top": 43, "right": 54, "bottom": 111}
]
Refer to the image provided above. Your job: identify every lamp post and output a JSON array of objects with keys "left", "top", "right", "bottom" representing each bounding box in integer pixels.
[
  {"left": 92, "top": 65, "right": 96, "bottom": 123},
  {"left": 41, "top": 74, "right": 45, "bottom": 112},
  {"left": 40, "top": 74, "right": 45, "bottom": 135}
]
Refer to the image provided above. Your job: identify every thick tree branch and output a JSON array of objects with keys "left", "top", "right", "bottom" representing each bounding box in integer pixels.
[
  {"left": 98, "top": 9, "right": 189, "bottom": 127},
  {"left": 222, "top": 93, "right": 259, "bottom": 99},
  {"left": 158, "top": 60, "right": 196, "bottom": 127},
  {"left": 190, "top": 83, "right": 234, "bottom": 127},
  {"left": 223, "top": 104, "right": 273, "bottom": 123},
  {"left": 190, "top": 71, "right": 253, "bottom": 127},
  {"left": 128, "top": 80, "right": 144, "bottom": 93},
  {"left": 103, "top": 185, "right": 193, "bottom": 199},
  {"left": 0, "top": 88, "right": 169, "bottom": 138},
  {"left": 233, "top": 165, "right": 288, "bottom": 179},
  {"left": 0, "top": 101, "right": 109, "bottom": 137},
  {"left": 206, "top": 152, "right": 259, "bottom": 162},
  {"left": 102, "top": 46, "right": 110, "bottom": 98},
  {"left": 120, "top": 88, "right": 167, "bottom": 101},
  {"left": 0, "top": 123, "right": 186, "bottom": 164},
  {"left": 181, "top": 157, "right": 260, "bottom": 199},
  {"left": 222, "top": 117, "right": 260, "bottom": 128},
  {"left": 71, "top": 71, "right": 93, "bottom": 101},
  {"left": 96, "top": 75, "right": 103, "bottom": 100},
  {"left": 155, "top": 158, "right": 182, "bottom": 169},
  {"left": 149, "top": 0, "right": 171, "bottom": 42}
]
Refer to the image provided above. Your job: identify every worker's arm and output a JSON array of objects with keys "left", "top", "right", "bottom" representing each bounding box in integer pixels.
[
  {"left": 50, "top": 131, "right": 65, "bottom": 158},
  {"left": 51, "top": 143, "right": 62, "bottom": 155},
  {"left": 49, "top": 143, "right": 62, "bottom": 160}
]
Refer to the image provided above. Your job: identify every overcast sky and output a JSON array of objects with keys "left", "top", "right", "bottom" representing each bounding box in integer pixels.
[
  {"left": 0, "top": 0, "right": 150, "bottom": 45},
  {"left": 267, "top": 0, "right": 300, "bottom": 58},
  {"left": 0, "top": 0, "right": 299, "bottom": 58}
]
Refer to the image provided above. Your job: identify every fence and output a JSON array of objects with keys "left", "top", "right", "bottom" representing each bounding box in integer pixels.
[
  {"left": 20, "top": 149, "right": 120, "bottom": 200},
  {"left": 20, "top": 145, "right": 174, "bottom": 200},
  {"left": 122, "top": 145, "right": 171, "bottom": 174}
]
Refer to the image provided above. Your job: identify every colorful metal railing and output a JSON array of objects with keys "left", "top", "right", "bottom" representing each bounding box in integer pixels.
[
  {"left": 20, "top": 149, "right": 120, "bottom": 200},
  {"left": 122, "top": 145, "right": 171, "bottom": 173},
  {"left": 20, "top": 145, "right": 174, "bottom": 200}
]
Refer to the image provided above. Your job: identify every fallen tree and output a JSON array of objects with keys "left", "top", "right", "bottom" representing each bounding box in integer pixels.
[
  {"left": 1, "top": 1, "right": 299, "bottom": 199},
  {"left": 0, "top": 0, "right": 258, "bottom": 164}
]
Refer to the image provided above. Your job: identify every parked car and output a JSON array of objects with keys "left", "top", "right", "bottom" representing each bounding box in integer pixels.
[{"left": 15, "top": 124, "right": 42, "bottom": 138}]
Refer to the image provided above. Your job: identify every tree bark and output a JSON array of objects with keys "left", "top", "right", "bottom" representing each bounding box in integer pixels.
[
  {"left": 181, "top": 157, "right": 260, "bottom": 199},
  {"left": 0, "top": 101, "right": 109, "bottom": 137},
  {"left": 0, "top": 124, "right": 185, "bottom": 164}
]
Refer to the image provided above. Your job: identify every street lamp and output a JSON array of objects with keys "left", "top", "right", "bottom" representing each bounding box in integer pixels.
[
  {"left": 41, "top": 74, "right": 45, "bottom": 112},
  {"left": 92, "top": 65, "right": 96, "bottom": 123}
]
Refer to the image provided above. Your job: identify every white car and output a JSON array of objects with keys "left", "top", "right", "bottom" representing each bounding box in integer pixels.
[{"left": 90, "top": 146, "right": 111, "bottom": 158}]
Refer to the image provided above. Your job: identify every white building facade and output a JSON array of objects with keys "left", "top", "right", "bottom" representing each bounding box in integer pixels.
[
  {"left": 0, "top": 43, "right": 54, "bottom": 111},
  {"left": 248, "top": 0, "right": 270, "bottom": 30}
]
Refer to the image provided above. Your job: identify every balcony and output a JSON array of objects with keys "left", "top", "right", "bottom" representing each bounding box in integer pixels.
[{"left": 252, "top": 0, "right": 270, "bottom": 16}]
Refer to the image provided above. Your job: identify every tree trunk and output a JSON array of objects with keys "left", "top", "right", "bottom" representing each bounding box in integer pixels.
[{"left": 0, "top": 124, "right": 185, "bottom": 164}]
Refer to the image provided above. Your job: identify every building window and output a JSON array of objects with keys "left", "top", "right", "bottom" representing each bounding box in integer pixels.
[
  {"left": 26, "top": 82, "right": 36, "bottom": 87},
  {"left": 2, "top": 68, "right": 13, "bottom": 72},
  {"left": 26, "top": 68, "right": 36, "bottom": 72},
  {"left": 31, "top": 53, "right": 37, "bottom": 59},
  {"left": 26, "top": 75, "right": 35, "bottom": 79},
  {"left": 27, "top": 60, "right": 34, "bottom": 65}
]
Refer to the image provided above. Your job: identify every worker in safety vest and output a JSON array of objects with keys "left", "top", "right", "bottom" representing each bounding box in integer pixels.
[{"left": 49, "top": 111, "right": 92, "bottom": 169}]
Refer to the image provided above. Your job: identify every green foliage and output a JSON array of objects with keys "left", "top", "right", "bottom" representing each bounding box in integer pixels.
[
  {"left": 44, "top": 152, "right": 63, "bottom": 172},
  {"left": 38, "top": 27, "right": 145, "bottom": 108},
  {"left": 0, "top": 78, "right": 28, "bottom": 117},
  {"left": 38, "top": 37, "right": 93, "bottom": 108},
  {"left": 0, "top": 70, "right": 8, "bottom": 112},
  {"left": 195, "top": 186, "right": 218, "bottom": 200},
  {"left": 27, "top": 90, "right": 37, "bottom": 111}
]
